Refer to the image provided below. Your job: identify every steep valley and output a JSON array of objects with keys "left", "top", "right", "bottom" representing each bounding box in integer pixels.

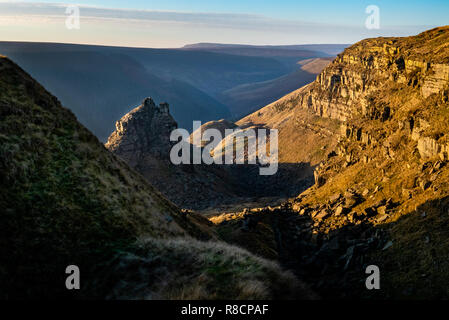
[{"left": 2, "top": 25, "right": 449, "bottom": 300}]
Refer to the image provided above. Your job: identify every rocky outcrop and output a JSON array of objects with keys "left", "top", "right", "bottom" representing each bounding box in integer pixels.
[
  {"left": 106, "top": 98, "right": 177, "bottom": 163},
  {"left": 104, "top": 98, "right": 233, "bottom": 209},
  {"left": 410, "top": 118, "right": 449, "bottom": 160},
  {"left": 417, "top": 137, "right": 442, "bottom": 159},
  {"left": 290, "top": 29, "right": 449, "bottom": 125},
  {"left": 420, "top": 63, "right": 449, "bottom": 97},
  {"left": 281, "top": 28, "right": 449, "bottom": 165},
  {"left": 105, "top": 98, "right": 315, "bottom": 210}
]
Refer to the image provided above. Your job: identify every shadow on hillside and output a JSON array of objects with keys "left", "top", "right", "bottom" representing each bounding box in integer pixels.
[
  {"left": 177, "top": 161, "right": 315, "bottom": 211},
  {"left": 223, "top": 162, "right": 315, "bottom": 198},
  {"left": 215, "top": 195, "right": 449, "bottom": 299}
]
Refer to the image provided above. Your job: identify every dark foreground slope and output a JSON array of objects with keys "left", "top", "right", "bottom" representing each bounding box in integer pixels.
[
  {"left": 213, "top": 26, "right": 449, "bottom": 298},
  {"left": 0, "top": 56, "right": 314, "bottom": 299}
]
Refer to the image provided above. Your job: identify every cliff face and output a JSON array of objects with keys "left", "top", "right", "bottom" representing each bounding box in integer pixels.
[
  {"left": 300, "top": 46, "right": 449, "bottom": 122},
  {"left": 241, "top": 27, "right": 449, "bottom": 164},
  {"left": 297, "top": 27, "right": 449, "bottom": 161},
  {"left": 218, "top": 26, "right": 449, "bottom": 299},
  {"left": 302, "top": 28, "right": 449, "bottom": 231}
]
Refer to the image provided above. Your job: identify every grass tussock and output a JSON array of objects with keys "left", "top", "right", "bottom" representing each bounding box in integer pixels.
[{"left": 95, "top": 237, "right": 316, "bottom": 300}]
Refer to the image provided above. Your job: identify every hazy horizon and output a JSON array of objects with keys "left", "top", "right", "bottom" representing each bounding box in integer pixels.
[
  {"left": 0, "top": 39, "right": 353, "bottom": 50},
  {"left": 0, "top": 1, "right": 447, "bottom": 48}
]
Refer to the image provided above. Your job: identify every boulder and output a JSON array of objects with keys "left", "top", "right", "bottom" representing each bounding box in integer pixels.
[
  {"left": 314, "top": 171, "right": 326, "bottom": 187},
  {"left": 376, "top": 214, "right": 389, "bottom": 223},
  {"left": 329, "top": 193, "right": 342, "bottom": 203},
  {"left": 315, "top": 209, "right": 330, "bottom": 221},
  {"left": 335, "top": 206, "right": 347, "bottom": 216},
  {"left": 377, "top": 206, "right": 387, "bottom": 215},
  {"left": 343, "top": 190, "right": 363, "bottom": 208},
  {"left": 373, "top": 199, "right": 386, "bottom": 208}
]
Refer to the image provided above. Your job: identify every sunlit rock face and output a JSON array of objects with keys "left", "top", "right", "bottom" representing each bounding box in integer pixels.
[{"left": 296, "top": 45, "right": 449, "bottom": 123}]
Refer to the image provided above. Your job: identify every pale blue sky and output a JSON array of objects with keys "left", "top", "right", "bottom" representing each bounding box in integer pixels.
[{"left": 0, "top": 0, "right": 447, "bottom": 47}]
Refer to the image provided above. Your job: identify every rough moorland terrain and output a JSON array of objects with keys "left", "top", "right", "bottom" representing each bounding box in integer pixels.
[
  {"left": 0, "top": 56, "right": 315, "bottom": 299},
  {"left": 213, "top": 26, "right": 449, "bottom": 299}
]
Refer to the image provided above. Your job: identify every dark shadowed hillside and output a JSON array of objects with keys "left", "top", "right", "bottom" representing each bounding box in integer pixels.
[
  {"left": 0, "top": 42, "right": 231, "bottom": 141},
  {"left": 221, "top": 58, "right": 333, "bottom": 116},
  {"left": 182, "top": 43, "right": 349, "bottom": 60},
  {"left": 0, "top": 42, "right": 345, "bottom": 138},
  {"left": 125, "top": 47, "right": 294, "bottom": 96}
]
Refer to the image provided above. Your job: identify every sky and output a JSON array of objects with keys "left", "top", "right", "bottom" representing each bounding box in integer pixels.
[{"left": 0, "top": 0, "right": 447, "bottom": 47}]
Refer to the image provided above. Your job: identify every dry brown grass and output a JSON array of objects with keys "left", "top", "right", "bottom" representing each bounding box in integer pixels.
[
  {"left": 237, "top": 85, "right": 340, "bottom": 165},
  {"left": 345, "top": 26, "right": 449, "bottom": 63}
]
